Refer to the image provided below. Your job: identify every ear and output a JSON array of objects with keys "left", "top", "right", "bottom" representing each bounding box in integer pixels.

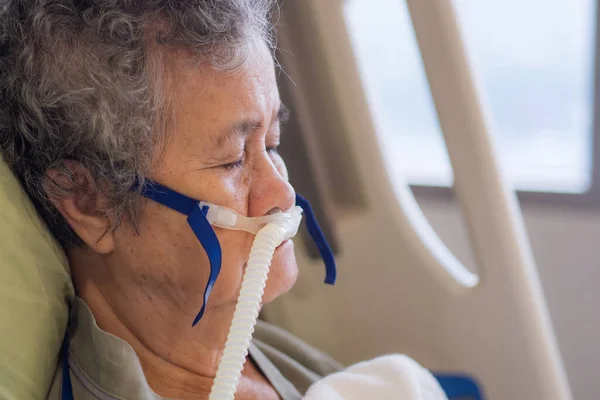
[{"left": 46, "top": 162, "right": 115, "bottom": 254}]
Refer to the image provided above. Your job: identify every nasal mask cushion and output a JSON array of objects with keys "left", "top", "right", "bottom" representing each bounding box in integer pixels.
[
  {"left": 199, "top": 201, "right": 303, "bottom": 239},
  {"left": 137, "top": 180, "right": 336, "bottom": 326}
]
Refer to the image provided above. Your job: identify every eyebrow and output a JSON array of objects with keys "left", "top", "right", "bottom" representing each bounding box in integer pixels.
[{"left": 215, "top": 103, "right": 291, "bottom": 147}]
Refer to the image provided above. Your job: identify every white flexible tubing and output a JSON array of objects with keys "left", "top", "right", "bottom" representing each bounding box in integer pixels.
[{"left": 209, "top": 222, "right": 285, "bottom": 400}]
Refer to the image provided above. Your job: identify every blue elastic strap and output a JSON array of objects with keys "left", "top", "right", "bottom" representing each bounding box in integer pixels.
[
  {"left": 137, "top": 181, "right": 221, "bottom": 327},
  {"left": 61, "top": 335, "right": 73, "bottom": 400},
  {"left": 188, "top": 205, "right": 221, "bottom": 326},
  {"left": 136, "top": 180, "right": 198, "bottom": 215},
  {"left": 434, "top": 374, "right": 484, "bottom": 400},
  {"left": 295, "top": 194, "right": 337, "bottom": 285}
]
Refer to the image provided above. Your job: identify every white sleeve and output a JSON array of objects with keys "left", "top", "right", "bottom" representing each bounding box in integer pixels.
[{"left": 302, "top": 354, "right": 448, "bottom": 400}]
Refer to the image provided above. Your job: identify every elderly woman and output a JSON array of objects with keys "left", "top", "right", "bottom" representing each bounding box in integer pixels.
[{"left": 0, "top": 1, "right": 447, "bottom": 399}]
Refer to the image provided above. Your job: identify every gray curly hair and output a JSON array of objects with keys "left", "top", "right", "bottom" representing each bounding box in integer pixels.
[{"left": 0, "top": 0, "right": 276, "bottom": 246}]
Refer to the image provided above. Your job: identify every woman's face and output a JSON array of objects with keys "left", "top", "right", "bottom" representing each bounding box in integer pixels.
[{"left": 108, "top": 39, "right": 298, "bottom": 328}]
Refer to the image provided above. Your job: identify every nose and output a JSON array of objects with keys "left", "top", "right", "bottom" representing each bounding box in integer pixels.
[{"left": 248, "top": 155, "right": 295, "bottom": 218}]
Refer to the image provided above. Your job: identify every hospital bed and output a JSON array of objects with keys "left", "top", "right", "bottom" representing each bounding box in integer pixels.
[{"left": 261, "top": 1, "right": 573, "bottom": 399}]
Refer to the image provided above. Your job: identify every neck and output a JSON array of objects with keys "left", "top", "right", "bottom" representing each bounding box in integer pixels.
[{"left": 68, "top": 247, "right": 242, "bottom": 399}]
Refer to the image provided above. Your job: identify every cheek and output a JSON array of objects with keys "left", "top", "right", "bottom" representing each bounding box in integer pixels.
[
  {"left": 209, "top": 172, "right": 252, "bottom": 213},
  {"left": 112, "top": 205, "right": 212, "bottom": 306}
]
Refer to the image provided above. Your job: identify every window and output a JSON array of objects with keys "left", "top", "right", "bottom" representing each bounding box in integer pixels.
[{"left": 344, "top": 0, "right": 596, "bottom": 194}]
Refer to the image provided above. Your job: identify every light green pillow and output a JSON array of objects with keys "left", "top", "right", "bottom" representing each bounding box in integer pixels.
[{"left": 0, "top": 158, "right": 74, "bottom": 400}]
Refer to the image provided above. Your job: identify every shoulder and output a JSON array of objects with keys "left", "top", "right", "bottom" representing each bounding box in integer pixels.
[
  {"left": 252, "top": 320, "right": 343, "bottom": 394},
  {"left": 254, "top": 319, "right": 343, "bottom": 376}
]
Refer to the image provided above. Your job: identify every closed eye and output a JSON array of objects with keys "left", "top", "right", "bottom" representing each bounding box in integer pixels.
[{"left": 222, "top": 158, "right": 244, "bottom": 171}]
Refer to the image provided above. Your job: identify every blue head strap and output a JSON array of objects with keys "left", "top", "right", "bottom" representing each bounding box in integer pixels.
[
  {"left": 137, "top": 180, "right": 336, "bottom": 326},
  {"left": 295, "top": 194, "right": 336, "bottom": 285}
]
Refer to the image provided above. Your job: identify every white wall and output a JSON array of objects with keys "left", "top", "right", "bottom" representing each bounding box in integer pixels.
[{"left": 419, "top": 196, "right": 600, "bottom": 400}]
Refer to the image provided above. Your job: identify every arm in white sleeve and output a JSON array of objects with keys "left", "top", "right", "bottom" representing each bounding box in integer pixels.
[{"left": 303, "top": 354, "right": 448, "bottom": 400}]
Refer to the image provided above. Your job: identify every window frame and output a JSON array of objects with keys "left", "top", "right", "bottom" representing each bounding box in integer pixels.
[{"left": 409, "top": 1, "right": 600, "bottom": 207}]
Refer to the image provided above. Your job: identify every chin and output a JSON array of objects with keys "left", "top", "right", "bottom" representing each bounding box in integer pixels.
[{"left": 261, "top": 239, "right": 298, "bottom": 304}]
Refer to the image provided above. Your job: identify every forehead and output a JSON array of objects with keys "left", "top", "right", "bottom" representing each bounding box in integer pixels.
[{"left": 166, "top": 40, "right": 279, "bottom": 149}]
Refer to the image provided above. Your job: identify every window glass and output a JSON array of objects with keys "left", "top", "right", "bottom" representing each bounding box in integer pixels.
[{"left": 344, "top": 0, "right": 595, "bottom": 193}]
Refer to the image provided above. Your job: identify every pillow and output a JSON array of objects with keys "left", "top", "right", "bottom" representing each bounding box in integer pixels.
[{"left": 0, "top": 158, "right": 73, "bottom": 400}]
